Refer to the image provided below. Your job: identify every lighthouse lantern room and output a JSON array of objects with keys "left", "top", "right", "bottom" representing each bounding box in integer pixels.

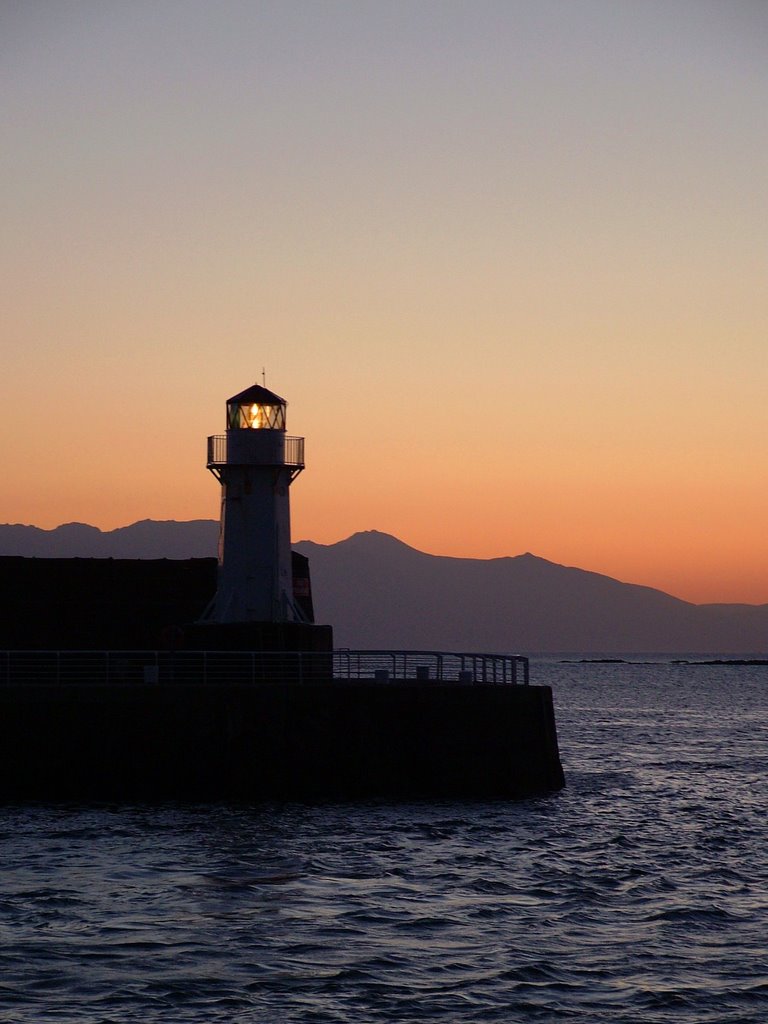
[{"left": 205, "top": 383, "right": 305, "bottom": 624}]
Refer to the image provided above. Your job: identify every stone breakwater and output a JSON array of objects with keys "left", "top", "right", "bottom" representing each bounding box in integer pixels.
[{"left": 0, "top": 680, "right": 563, "bottom": 802}]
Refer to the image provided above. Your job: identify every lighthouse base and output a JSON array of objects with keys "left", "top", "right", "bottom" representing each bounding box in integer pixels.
[
  {"left": 184, "top": 620, "right": 333, "bottom": 653},
  {"left": 183, "top": 620, "right": 334, "bottom": 680}
]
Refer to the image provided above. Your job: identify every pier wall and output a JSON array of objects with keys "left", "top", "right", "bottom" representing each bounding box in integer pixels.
[{"left": 0, "top": 681, "right": 564, "bottom": 802}]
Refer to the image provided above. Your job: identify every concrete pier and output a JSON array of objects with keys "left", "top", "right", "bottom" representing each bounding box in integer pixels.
[{"left": 0, "top": 680, "right": 564, "bottom": 802}]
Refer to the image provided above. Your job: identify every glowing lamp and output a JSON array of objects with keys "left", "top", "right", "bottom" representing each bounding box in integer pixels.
[{"left": 227, "top": 387, "right": 287, "bottom": 430}]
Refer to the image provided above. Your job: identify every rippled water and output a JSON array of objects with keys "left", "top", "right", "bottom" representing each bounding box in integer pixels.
[{"left": 1, "top": 658, "right": 766, "bottom": 1022}]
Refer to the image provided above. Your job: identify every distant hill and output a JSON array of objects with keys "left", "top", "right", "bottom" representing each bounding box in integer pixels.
[
  {"left": 2, "top": 521, "right": 767, "bottom": 652},
  {"left": 0, "top": 520, "right": 218, "bottom": 559}
]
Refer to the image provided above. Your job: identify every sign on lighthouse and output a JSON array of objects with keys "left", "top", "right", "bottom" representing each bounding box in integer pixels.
[{"left": 205, "top": 383, "right": 305, "bottom": 623}]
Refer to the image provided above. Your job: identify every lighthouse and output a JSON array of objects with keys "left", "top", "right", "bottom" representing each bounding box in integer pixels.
[{"left": 205, "top": 383, "right": 305, "bottom": 624}]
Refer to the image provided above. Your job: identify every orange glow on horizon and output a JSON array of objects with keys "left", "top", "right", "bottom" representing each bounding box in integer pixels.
[{"left": 2, "top": 3, "right": 766, "bottom": 609}]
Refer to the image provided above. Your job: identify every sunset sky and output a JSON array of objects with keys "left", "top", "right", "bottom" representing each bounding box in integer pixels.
[{"left": 2, "top": 1, "right": 766, "bottom": 604}]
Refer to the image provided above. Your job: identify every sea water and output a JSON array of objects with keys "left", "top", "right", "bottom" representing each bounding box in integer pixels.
[{"left": 1, "top": 658, "right": 766, "bottom": 1022}]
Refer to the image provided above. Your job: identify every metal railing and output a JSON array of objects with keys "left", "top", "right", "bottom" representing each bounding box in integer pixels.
[
  {"left": 207, "top": 435, "right": 226, "bottom": 466},
  {"left": 333, "top": 650, "right": 528, "bottom": 685},
  {"left": 284, "top": 436, "right": 305, "bottom": 467},
  {"left": 0, "top": 650, "right": 528, "bottom": 686},
  {"left": 207, "top": 435, "right": 305, "bottom": 468}
]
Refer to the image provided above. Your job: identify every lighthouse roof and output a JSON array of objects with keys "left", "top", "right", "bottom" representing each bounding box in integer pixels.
[{"left": 227, "top": 384, "right": 286, "bottom": 406}]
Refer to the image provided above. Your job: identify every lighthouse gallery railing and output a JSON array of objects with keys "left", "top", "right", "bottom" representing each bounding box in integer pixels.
[{"left": 207, "top": 435, "right": 305, "bottom": 468}]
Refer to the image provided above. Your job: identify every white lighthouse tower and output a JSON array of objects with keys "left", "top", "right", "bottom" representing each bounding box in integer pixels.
[{"left": 205, "top": 383, "right": 305, "bottom": 623}]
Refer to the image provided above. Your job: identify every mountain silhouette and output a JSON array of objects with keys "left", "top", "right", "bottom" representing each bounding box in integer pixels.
[
  {"left": 0, "top": 519, "right": 218, "bottom": 559},
  {"left": 1, "top": 521, "right": 766, "bottom": 652},
  {"left": 294, "top": 530, "right": 768, "bottom": 653}
]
